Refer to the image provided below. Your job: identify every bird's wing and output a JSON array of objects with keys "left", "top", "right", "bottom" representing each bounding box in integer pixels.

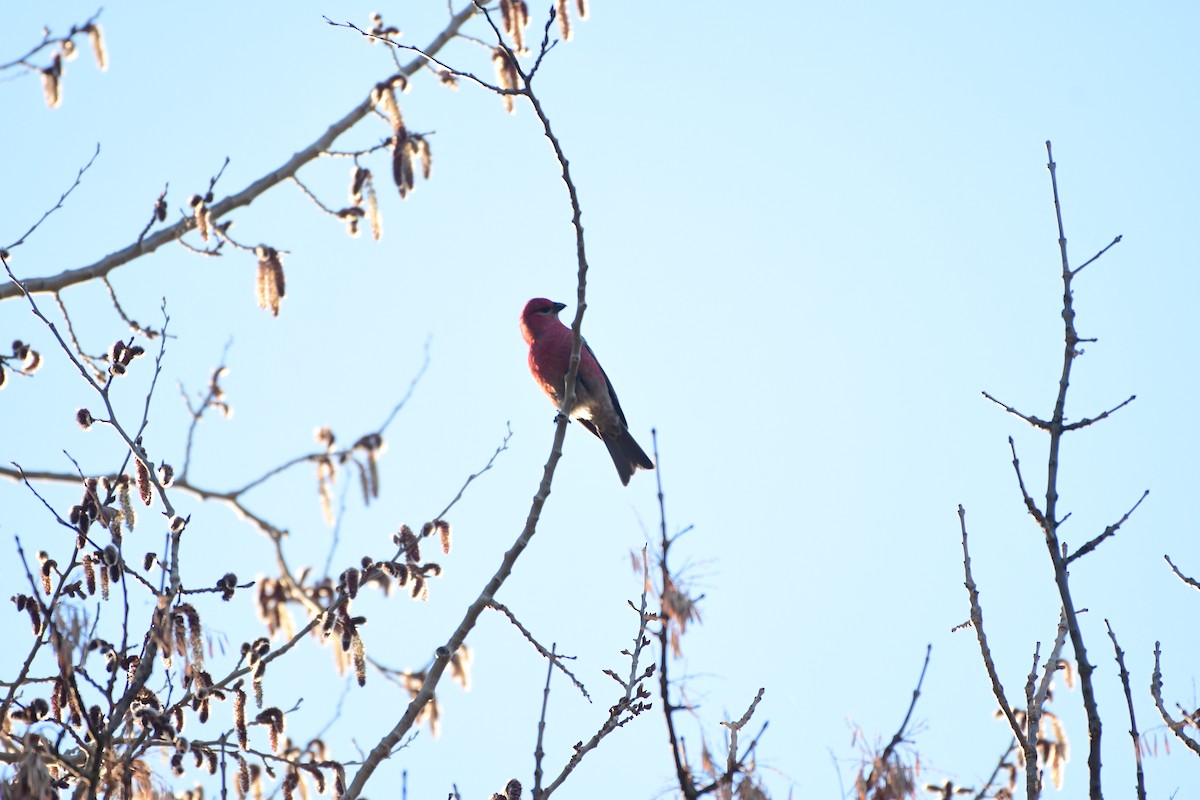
[{"left": 582, "top": 339, "right": 631, "bottom": 428}]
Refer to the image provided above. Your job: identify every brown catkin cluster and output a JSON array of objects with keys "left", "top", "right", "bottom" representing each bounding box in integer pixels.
[
  {"left": 254, "top": 246, "right": 285, "bottom": 316},
  {"left": 500, "top": 0, "right": 530, "bottom": 54},
  {"left": 492, "top": 48, "right": 520, "bottom": 114}
]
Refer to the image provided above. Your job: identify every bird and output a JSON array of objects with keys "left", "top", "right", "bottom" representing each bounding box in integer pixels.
[{"left": 520, "top": 298, "right": 654, "bottom": 485}]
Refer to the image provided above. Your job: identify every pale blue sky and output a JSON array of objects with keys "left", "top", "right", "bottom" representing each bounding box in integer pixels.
[{"left": 3, "top": 3, "right": 1199, "bottom": 798}]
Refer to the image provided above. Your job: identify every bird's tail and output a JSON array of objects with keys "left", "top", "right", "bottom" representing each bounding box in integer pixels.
[{"left": 604, "top": 428, "right": 655, "bottom": 486}]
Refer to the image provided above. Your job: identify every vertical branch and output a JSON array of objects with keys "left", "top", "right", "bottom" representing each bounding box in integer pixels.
[
  {"left": 532, "top": 643, "right": 556, "bottom": 796},
  {"left": 650, "top": 430, "right": 698, "bottom": 799},
  {"left": 1023, "top": 643, "right": 1043, "bottom": 798},
  {"left": 1041, "top": 140, "right": 1102, "bottom": 798}
]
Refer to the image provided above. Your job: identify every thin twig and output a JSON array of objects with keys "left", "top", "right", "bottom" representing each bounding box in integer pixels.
[
  {"left": 102, "top": 276, "right": 162, "bottom": 338},
  {"left": 1065, "top": 489, "right": 1149, "bottom": 565},
  {"left": 1105, "top": 620, "right": 1145, "bottom": 800},
  {"left": 487, "top": 601, "right": 588, "bottom": 700},
  {"left": 1164, "top": 554, "right": 1200, "bottom": 591},
  {"left": 1062, "top": 394, "right": 1137, "bottom": 432},
  {"left": 981, "top": 391, "right": 1050, "bottom": 429},
  {"left": 1006, "top": 437, "right": 1047, "bottom": 528},
  {"left": 5, "top": 143, "right": 101, "bottom": 251},
  {"left": 0, "top": 9, "right": 104, "bottom": 72},
  {"left": 863, "top": 645, "right": 931, "bottom": 790},
  {"left": 1071, "top": 235, "right": 1123, "bottom": 276},
  {"left": 430, "top": 422, "right": 511, "bottom": 520},
  {"left": 135, "top": 185, "right": 169, "bottom": 245},
  {"left": 324, "top": 18, "right": 512, "bottom": 100},
  {"left": 378, "top": 336, "right": 431, "bottom": 432},
  {"left": 178, "top": 342, "right": 233, "bottom": 482},
  {"left": 52, "top": 290, "right": 106, "bottom": 380},
  {"left": 885, "top": 649, "right": 931, "bottom": 760},
  {"left": 290, "top": 175, "right": 341, "bottom": 216},
  {"left": 972, "top": 739, "right": 1017, "bottom": 800}
]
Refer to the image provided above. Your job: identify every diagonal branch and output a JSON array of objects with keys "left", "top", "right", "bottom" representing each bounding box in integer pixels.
[
  {"left": 1007, "top": 437, "right": 1047, "bottom": 529},
  {"left": 0, "top": 9, "right": 103, "bottom": 72},
  {"left": 982, "top": 391, "right": 1050, "bottom": 429},
  {"left": 1071, "top": 235, "right": 1123, "bottom": 277},
  {"left": 863, "top": 645, "right": 930, "bottom": 791},
  {"left": 487, "top": 601, "right": 588, "bottom": 700},
  {"left": 1105, "top": 620, "right": 1145, "bottom": 800},
  {"left": 958, "top": 505, "right": 1035, "bottom": 791},
  {"left": 0, "top": 6, "right": 478, "bottom": 302},
  {"left": 4, "top": 143, "right": 101, "bottom": 252},
  {"left": 1065, "top": 489, "right": 1149, "bottom": 565},
  {"left": 1164, "top": 554, "right": 1200, "bottom": 591},
  {"left": 1063, "top": 394, "right": 1137, "bottom": 432}
]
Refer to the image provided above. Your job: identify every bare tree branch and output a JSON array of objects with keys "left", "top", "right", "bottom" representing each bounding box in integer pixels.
[
  {"left": 1040, "top": 141, "right": 1110, "bottom": 798},
  {"left": 487, "top": 601, "right": 589, "bottom": 700},
  {"left": 1071, "top": 235, "right": 1123, "bottom": 277},
  {"left": 0, "top": 6, "right": 477, "bottom": 302},
  {"left": 981, "top": 391, "right": 1049, "bottom": 430},
  {"left": 1062, "top": 394, "right": 1137, "bottom": 432},
  {"left": 1164, "top": 554, "right": 1200, "bottom": 591},
  {"left": 1105, "top": 620, "right": 1145, "bottom": 800},
  {"left": 1066, "top": 489, "right": 1149, "bottom": 565},
  {"left": 1150, "top": 641, "right": 1200, "bottom": 757},
  {"left": 958, "top": 504, "right": 1035, "bottom": 795},
  {"left": 862, "top": 645, "right": 930, "bottom": 793},
  {"left": 0, "top": 9, "right": 103, "bottom": 72},
  {"left": 4, "top": 143, "right": 101, "bottom": 252}
]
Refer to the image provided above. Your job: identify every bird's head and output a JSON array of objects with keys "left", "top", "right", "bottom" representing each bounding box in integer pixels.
[{"left": 520, "top": 297, "right": 567, "bottom": 344}]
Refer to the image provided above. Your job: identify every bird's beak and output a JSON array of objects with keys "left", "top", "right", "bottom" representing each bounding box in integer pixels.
[{"left": 551, "top": 302, "right": 567, "bottom": 313}]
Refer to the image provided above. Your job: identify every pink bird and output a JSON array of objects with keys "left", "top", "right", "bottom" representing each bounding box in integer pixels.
[{"left": 520, "top": 298, "right": 654, "bottom": 485}]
